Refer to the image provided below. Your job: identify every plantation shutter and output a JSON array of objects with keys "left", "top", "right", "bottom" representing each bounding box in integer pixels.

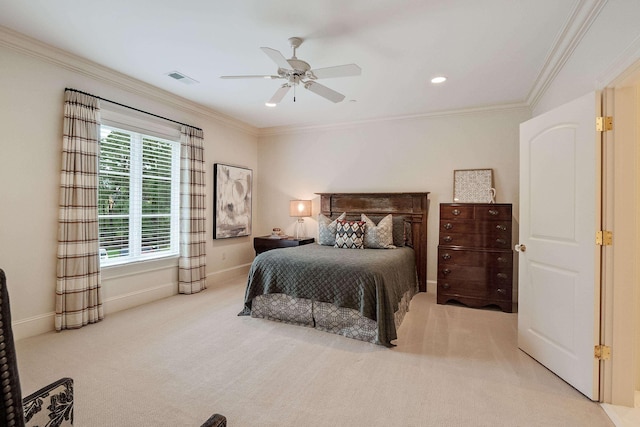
[{"left": 98, "top": 125, "right": 179, "bottom": 265}]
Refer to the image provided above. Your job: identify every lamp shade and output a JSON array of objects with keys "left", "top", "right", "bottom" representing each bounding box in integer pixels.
[{"left": 289, "top": 200, "right": 311, "bottom": 217}]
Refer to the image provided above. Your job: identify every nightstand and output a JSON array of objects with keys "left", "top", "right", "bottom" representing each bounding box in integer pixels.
[{"left": 253, "top": 236, "right": 315, "bottom": 255}]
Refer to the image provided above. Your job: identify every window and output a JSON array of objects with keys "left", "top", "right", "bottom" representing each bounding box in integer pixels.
[{"left": 98, "top": 125, "right": 180, "bottom": 266}]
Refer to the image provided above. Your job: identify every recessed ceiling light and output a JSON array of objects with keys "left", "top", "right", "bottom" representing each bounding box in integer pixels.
[
  {"left": 431, "top": 76, "right": 447, "bottom": 84},
  {"left": 265, "top": 102, "right": 277, "bottom": 107}
]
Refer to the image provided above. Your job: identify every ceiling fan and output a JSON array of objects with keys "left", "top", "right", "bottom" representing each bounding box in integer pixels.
[{"left": 220, "top": 37, "right": 361, "bottom": 105}]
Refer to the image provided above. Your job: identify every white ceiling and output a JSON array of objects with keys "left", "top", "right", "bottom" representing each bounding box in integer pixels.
[{"left": 0, "top": 0, "right": 578, "bottom": 129}]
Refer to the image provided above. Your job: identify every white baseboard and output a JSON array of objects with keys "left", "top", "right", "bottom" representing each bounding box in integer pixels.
[
  {"left": 13, "top": 312, "right": 55, "bottom": 342},
  {"left": 13, "top": 282, "right": 178, "bottom": 341},
  {"left": 14, "top": 263, "right": 252, "bottom": 341},
  {"left": 426, "top": 279, "right": 437, "bottom": 294},
  {"left": 207, "top": 263, "right": 251, "bottom": 287},
  {"left": 103, "top": 282, "right": 177, "bottom": 314}
]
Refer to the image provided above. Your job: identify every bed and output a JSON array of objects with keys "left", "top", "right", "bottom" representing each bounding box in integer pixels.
[{"left": 240, "top": 192, "right": 429, "bottom": 346}]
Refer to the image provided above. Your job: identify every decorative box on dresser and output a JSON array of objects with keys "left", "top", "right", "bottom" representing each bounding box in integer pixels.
[{"left": 437, "top": 203, "right": 514, "bottom": 313}]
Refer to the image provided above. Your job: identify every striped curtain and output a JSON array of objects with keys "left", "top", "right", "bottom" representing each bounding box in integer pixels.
[
  {"left": 179, "top": 126, "right": 207, "bottom": 294},
  {"left": 55, "top": 90, "right": 104, "bottom": 330}
]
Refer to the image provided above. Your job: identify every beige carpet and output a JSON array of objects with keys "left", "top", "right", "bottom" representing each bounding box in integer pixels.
[{"left": 16, "top": 274, "right": 614, "bottom": 427}]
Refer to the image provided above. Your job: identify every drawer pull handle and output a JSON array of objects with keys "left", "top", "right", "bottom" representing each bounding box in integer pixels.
[
  {"left": 442, "top": 253, "right": 451, "bottom": 260},
  {"left": 444, "top": 223, "right": 453, "bottom": 230},
  {"left": 495, "top": 224, "right": 507, "bottom": 231},
  {"left": 497, "top": 273, "right": 508, "bottom": 280},
  {"left": 442, "top": 283, "right": 451, "bottom": 290},
  {"left": 496, "top": 238, "right": 507, "bottom": 245},
  {"left": 443, "top": 269, "right": 451, "bottom": 276},
  {"left": 488, "top": 209, "right": 499, "bottom": 216},
  {"left": 452, "top": 209, "right": 461, "bottom": 216},
  {"left": 497, "top": 288, "right": 507, "bottom": 294},
  {"left": 497, "top": 257, "right": 507, "bottom": 263},
  {"left": 444, "top": 236, "right": 453, "bottom": 243}
]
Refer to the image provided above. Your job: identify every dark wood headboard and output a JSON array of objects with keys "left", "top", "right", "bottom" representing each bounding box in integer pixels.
[{"left": 316, "top": 192, "right": 430, "bottom": 292}]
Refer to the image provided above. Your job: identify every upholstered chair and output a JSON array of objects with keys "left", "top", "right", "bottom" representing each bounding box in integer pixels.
[
  {"left": 0, "top": 268, "right": 74, "bottom": 427},
  {"left": 200, "top": 413, "right": 227, "bottom": 427},
  {"left": 0, "top": 269, "right": 226, "bottom": 427}
]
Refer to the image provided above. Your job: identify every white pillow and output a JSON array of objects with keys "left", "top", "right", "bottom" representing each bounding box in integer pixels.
[
  {"left": 361, "top": 214, "right": 396, "bottom": 249},
  {"left": 317, "top": 212, "right": 346, "bottom": 245}
]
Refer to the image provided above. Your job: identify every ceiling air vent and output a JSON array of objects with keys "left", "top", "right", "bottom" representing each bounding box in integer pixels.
[{"left": 166, "top": 71, "right": 199, "bottom": 85}]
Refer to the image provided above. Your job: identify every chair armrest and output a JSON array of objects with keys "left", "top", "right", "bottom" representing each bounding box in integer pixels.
[
  {"left": 200, "top": 413, "right": 227, "bottom": 427},
  {"left": 23, "top": 377, "right": 73, "bottom": 426}
]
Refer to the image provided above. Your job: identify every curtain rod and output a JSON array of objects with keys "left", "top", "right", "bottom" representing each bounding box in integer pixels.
[{"left": 65, "top": 88, "right": 203, "bottom": 131}]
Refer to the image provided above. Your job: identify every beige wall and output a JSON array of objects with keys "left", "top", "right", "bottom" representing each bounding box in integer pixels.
[
  {"left": 0, "top": 34, "right": 259, "bottom": 339},
  {"left": 257, "top": 107, "right": 531, "bottom": 287}
]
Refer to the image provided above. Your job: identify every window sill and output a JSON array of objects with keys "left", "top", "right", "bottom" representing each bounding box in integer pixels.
[{"left": 101, "top": 255, "right": 179, "bottom": 280}]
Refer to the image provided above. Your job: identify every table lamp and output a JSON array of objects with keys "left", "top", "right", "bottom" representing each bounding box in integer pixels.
[{"left": 289, "top": 200, "right": 311, "bottom": 239}]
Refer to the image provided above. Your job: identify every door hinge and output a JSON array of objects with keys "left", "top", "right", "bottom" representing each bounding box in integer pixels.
[
  {"left": 596, "top": 230, "right": 613, "bottom": 246},
  {"left": 596, "top": 116, "right": 613, "bottom": 132},
  {"left": 595, "top": 345, "right": 611, "bottom": 360}
]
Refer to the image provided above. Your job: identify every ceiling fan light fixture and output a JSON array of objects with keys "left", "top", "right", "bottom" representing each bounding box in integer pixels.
[
  {"left": 431, "top": 76, "right": 447, "bottom": 84},
  {"left": 265, "top": 102, "right": 277, "bottom": 107}
]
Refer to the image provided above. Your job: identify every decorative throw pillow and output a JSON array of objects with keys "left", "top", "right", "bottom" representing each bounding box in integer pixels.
[
  {"left": 392, "top": 216, "right": 406, "bottom": 247},
  {"left": 318, "top": 212, "right": 346, "bottom": 246},
  {"left": 361, "top": 214, "right": 396, "bottom": 249},
  {"left": 334, "top": 219, "right": 366, "bottom": 249}
]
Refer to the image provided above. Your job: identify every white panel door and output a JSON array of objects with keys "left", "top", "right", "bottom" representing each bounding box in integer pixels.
[{"left": 518, "top": 92, "right": 601, "bottom": 400}]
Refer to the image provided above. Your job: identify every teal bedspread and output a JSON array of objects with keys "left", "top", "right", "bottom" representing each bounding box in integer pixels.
[{"left": 240, "top": 244, "right": 417, "bottom": 345}]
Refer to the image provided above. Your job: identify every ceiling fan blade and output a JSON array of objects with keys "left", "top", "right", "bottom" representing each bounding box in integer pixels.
[
  {"left": 267, "top": 85, "right": 291, "bottom": 104},
  {"left": 220, "top": 75, "right": 280, "bottom": 79},
  {"left": 260, "top": 47, "right": 292, "bottom": 70},
  {"left": 310, "top": 64, "right": 362, "bottom": 79},
  {"left": 303, "top": 81, "right": 345, "bottom": 103}
]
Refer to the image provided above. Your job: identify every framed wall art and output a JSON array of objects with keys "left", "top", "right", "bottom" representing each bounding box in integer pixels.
[
  {"left": 213, "top": 163, "right": 252, "bottom": 239},
  {"left": 453, "top": 168, "right": 494, "bottom": 203}
]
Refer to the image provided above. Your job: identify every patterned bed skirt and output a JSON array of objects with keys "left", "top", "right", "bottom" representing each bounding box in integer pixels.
[{"left": 250, "top": 290, "right": 414, "bottom": 345}]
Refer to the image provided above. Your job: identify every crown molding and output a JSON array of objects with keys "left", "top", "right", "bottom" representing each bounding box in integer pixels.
[
  {"left": 0, "top": 25, "right": 259, "bottom": 137},
  {"left": 257, "top": 102, "right": 531, "bottom": 137},
  {"left": 2, "top": 0, "right": 608, "bottom": 140},
  {"left": 526, "top": 0, "right": 607, "bottom": 110}
]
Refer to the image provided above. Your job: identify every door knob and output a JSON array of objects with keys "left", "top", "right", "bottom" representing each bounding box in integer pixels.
[{"left": 515, "top": 243, "right": 527, "bottom": 252}]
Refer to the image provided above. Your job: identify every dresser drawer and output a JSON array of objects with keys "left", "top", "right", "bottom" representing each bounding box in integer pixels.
[
  {"left": 438, "top": 279, "right": 512, "bottom": 301},
  {"left": 438, "top": 264, "right": 512, "bottom": 282},
  {"left": 440, "top": 205, "right": 474, "bottom": 219},
  {"left": 438, "top": 248, "right": 512, "bottom": 267},
  {"left": 474, "top": 205, "right": 512, "bottom": 220},
  {"left": 439, "top": 233, "right": 512, "bottom": 249},
  {"left": 440, "top": 220, "right": 511, "bottom": 235}
]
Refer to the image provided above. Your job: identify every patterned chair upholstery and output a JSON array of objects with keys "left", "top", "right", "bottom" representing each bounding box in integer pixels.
[
  {"left": 200, "top": 413, "right": 227, "bottom": 427},
  {"left": 0, "top": 268, "right": 74, "bottom": 427}
]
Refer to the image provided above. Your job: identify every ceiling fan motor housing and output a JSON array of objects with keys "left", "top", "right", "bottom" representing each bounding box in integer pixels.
[{"left": 286, "top": 59, "right": 311, "bottom": 73}]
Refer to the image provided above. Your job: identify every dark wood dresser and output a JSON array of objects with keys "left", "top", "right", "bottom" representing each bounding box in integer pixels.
[{"left": 437, "top": 203, "right": 513, "bottom": 312}]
